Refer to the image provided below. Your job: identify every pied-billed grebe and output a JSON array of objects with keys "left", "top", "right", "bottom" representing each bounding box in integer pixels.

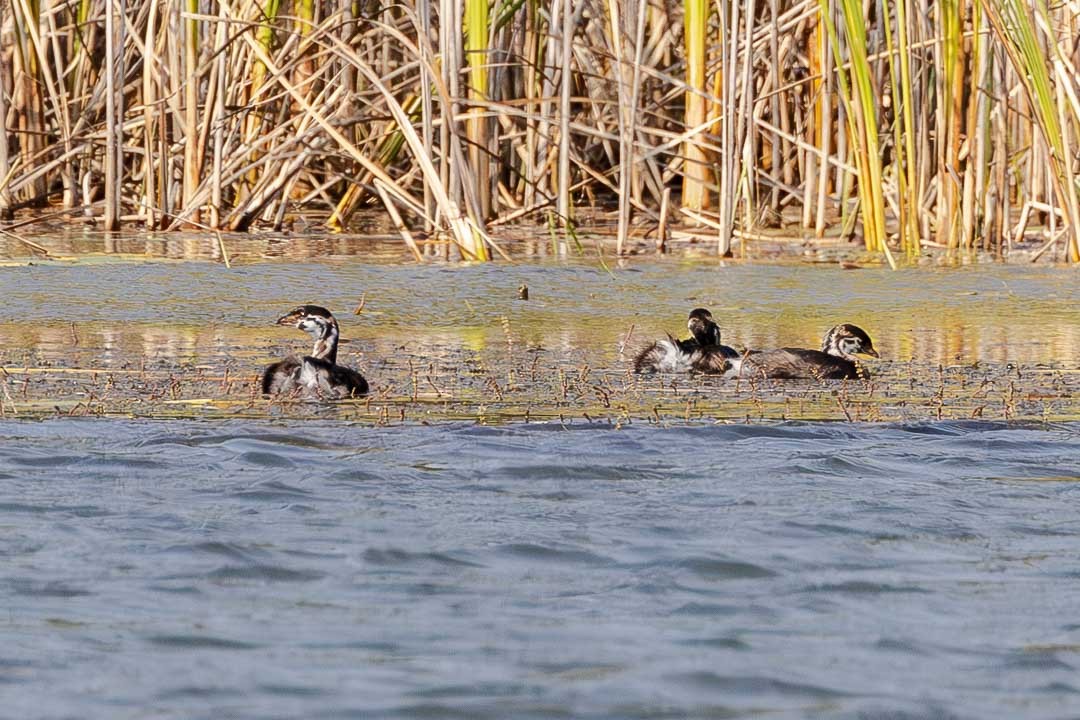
[
  {"left": 741, "top": 323, "right": 878, "bottom": 380},
  {"left": 634, "top": 308, "right": 741, "bottom": 375},
  {"left": 261, "top": 305, "right": 369, "bottom": 398}
]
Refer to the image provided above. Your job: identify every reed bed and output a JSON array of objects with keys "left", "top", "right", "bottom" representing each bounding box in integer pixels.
[{"left": 1, "top": 0, "right": 1078, "bottom": 261}]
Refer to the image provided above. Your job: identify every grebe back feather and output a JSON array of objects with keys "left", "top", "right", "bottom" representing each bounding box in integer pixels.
[
  {"left": 635, "top": 308, "right": 741, "bottom": 375},
  {"left": 741, "top": 324, "right": 878, "bottom": 380},
  {"left": 261, "top": 305, "right": 368, "bottom": 398}
]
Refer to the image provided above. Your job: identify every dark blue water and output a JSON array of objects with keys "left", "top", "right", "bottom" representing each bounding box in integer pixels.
[{"left": 3, "top": 418, "right": 1080, "bottom": 718}]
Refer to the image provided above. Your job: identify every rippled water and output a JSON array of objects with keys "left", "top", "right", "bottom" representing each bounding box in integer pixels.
[
  {"left": 3, "top": 418, "right": 1080, "bottom": 718},
  {"left": 4, "top": 237, "right": 1080, "bottom": 715}
]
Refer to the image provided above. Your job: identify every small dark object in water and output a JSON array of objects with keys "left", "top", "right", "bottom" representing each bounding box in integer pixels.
[
  {"left": 262, "top": 305, "right": 368, "bottom": 399},
  {"left": 741, "top": 324, "right": 878, "bottom": 380},
  {"left": 518, "top": 284, "right": 529, "bottom": 300},
  {"left": 634, "top": 308, "right": 740, "bottom": 375}
]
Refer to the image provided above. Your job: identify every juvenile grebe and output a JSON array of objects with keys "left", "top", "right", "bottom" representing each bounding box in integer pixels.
[
  {"left": 261, "top": 305, "right": 369, "bottom": 398},
  {"left": 634, "top": 308, "right": 741, "bottom": 375},
  {"left": 741, "top": 323, "right": 878, "bottom": 380}
]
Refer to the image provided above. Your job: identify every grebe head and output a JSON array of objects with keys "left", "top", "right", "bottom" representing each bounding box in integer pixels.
[
  {"left": 687, "top": 308, "right": 721, "bottom": 347},
  {"left": 276, "top": 305, "right": 340, "bottom": 361},
  {"left": 822, "top": 324, "right": 878, "bottom": 359}
]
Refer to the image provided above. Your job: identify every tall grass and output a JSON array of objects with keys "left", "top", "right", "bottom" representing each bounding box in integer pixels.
[{"left": 0, "top": 0, "right": 1078, "bottom": 262}]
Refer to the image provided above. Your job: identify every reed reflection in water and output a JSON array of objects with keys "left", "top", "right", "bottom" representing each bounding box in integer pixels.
[
  {"left": 2, "top": 254, "right": 1077, "bottom": 420},
  {"left": 0, "top": 314, "right": 1077, "bottom": 369}
]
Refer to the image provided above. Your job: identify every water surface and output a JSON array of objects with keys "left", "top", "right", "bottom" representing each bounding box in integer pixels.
[
  {"left": 5, "top": 233, "right": 1080, "bottom": 719},
  {"left": 2, "top": 418, "right": 1080, "bottom": 718},
  {"left": 2, "top": 248, "right": 1078, "bottom": 421}
]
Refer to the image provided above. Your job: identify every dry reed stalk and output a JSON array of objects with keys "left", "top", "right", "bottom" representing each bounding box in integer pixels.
[
  {"left": 139, "top": 0, "right": 158, "bottom": 228},
  {"left": 0, "top": 0, "right": 11, "bottom": 220},
  {"left": 102, "top": 0, "right": 123, "bottom": 230},
  {"left": 1, "top": 0, "right": 1078, "bottom": 264},
  {"left": 439, "top": 0, "right": 461, "bottom": 233},
  {"left": 882, "top": 0, "right": 921, "bottom": 255},
  {"left": 713, "top": 0, "right": 741, "bottom": 256},
  {"left": 765, "top": 0, "right": 784, "bottom": 213},
  {"left": 606, "top": 0, "right": 635, "bottom": 254},
  {"left": 181, "top": 0, "right": 200, "bottom": 225},
  {"left": 418, "top": 0, "right": 436, "bottom": 231},
  {"left": 556, "top": 0, "right": 573, "bottom": 227},
  {"left": 209, "top": 1, "right": 227, "bottom": 229},
  {"left": 10, "top": 0, "right": 45, "bottom": 203}
]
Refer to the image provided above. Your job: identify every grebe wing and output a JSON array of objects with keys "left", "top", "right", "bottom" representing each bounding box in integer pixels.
[
  {"left": 634, "top": 334, "right": 691, "bottom": 373},
  {"left": 261, "top": 356, "right": 302, "bottom": 394},
  {"left": 718, "top": 344, "right": 741, "bottom": 359},
  {"left": 689, "top": 348, "right": 736, "bottom": 375},
  {"left": 741, "top": 348, "right": 859, "bottom": 380},
  {"left": 300, "top": 357, "right": 369, "bottom": 398}
]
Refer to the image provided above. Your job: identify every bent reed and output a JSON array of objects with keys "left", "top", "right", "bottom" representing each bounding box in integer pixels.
[{"left": 1, "top": 0, "right": 1078, "bottom": 262}]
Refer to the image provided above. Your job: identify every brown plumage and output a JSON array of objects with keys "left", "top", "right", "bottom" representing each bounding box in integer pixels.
[
  {"left": 261, "top": 305, "right": 368, "bottom": 399},
  {"left": 634, "top": 308, "right": 740, "bottom": 375},
  {"left": 739, "top": 324, "right": 878, "bottom": 380}
]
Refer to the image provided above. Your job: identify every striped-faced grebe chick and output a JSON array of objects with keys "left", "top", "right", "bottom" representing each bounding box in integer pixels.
[
  {"left": 261, "top": 305, "right": 368, "bottom": 399},
  {"left": 634, "top": 308, "right": 741, "bottom": 375},
  {"left": 740, "top": 323, "right": 878, "bottom": 380}
]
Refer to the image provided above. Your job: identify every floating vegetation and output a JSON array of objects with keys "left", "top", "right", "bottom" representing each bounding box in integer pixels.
[
  {"left": 2, "top": 247, "right": 1076, "bottom": 423},
  {"left": 1, "top": 0, "right": 1078, "bottom": 261},
  {"left": 2, "top": 354, "right": 1078, "bottom": 425}
]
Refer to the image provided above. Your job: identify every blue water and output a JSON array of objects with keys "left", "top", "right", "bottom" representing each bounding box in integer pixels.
[{"left": 3, "top": 418, "right": 1080, "bottom": 718}]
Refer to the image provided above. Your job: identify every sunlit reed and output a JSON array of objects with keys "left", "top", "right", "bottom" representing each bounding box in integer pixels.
[{"left": 0, "top": 0, "right": 1078, "bottom": 262}]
